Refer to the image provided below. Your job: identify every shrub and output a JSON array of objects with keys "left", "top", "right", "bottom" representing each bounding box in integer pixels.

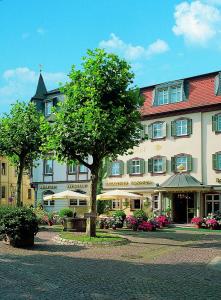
[
  {"left": 138, "top": 221, "right": 153, "bottom": 231},
  {"left": 59, "top": 208, "right": 73, "bottom": 218},
  {"left": 155, "top": 215, "right": 170, "bottom": 227},
  {"left": 112, "top": 210, "right": 126, "bottom": 220},
  {"left": 133, "top": 209, "right": 147, "bottom": 221},
  {"left": 0, "top": 207, "right": 38, "bottom": 246},
  {"left": 191, "top": 217, "right": 204, "bottom": 225}
]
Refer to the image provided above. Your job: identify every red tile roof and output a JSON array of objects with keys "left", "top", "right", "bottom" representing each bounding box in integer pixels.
[{"left": 141, "top": 72, "right": 221, "bottom": 118}]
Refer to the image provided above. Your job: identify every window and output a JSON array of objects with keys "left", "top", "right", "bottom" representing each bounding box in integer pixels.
[
  {"left": 70, "top": 199, "right": 78, "bottom": 206},
  {"left": 79, "top": 200, "right": 87, "bottom": 206},
  {"left": 213, "top": 152, "right": 221, "bottom": 171},
  {"left": 212, "top": 114, "right": 221, "bottom": 132},
  {"left": 43, "top": 200, "right": 55, "bottom": 206},
  {"left": 70, "top": 199, "right": 87, "bottom": 206},
  {"left": 112, "top": 200, "right": 121, "bottom": 209},
  {"left": 79, "top": 164, "right": 87, "bottom": 173},
  {"left": 28, "top": 189, "right": 32, "bottom": 200},
  {"left": 1, "top": 163, "right": 6, "bottom": 175},
  {"left": 205, "top": 194, "right": 221, "bottom": 214},
  {"left": 148, "top": 156, "right": 166, "bottom": 173},
  {"left": 127, "top": 159, "right": 145, "bottom": 175},
  {"left": 67, "top": 163, "right": 77, "bottom": 174},
  {"left": 153, "top": 123, "right": 163, "bottom": 139},
  {"left": 154, "top": 84, "right": 182, "bottom": 106},
  {"left": 45, "top": 101, "right": 53, "bottom": 116},
  {"left": 171, "top": 118, "right": 192, "bottom": 137},
  {"left": 111, "top": 162, "right": 120, "bottom": 175},
  {"left": 131, "top": 199, "right": 141, "bottom": 210},
  {"left": 44, "top": 160, "right": 53, "bottom": 175},
  {"left": 1, "top": 186, "right": 6, "bottom": 198},
  {"left": 171, "top": 155, "right": 192, "bottom": 172},
  {"left": 152, "top": 195, "right": 159, "bottom": 210}
]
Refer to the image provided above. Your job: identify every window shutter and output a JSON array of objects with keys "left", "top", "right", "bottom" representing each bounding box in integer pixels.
[
  {"left": 127, "top": 161, "right": 132, "bottom": 174},
  {"left": 140, "top": 159, "right": 145, "bottom": 174},
  {"left": 187, "top": 119, "right": 192, "bottom": 135},
  {"left": 183, "top": 81, "right": 189, "bottom": 100},
  {"left": 171, "top": 156, "right": 176, "bottom": 172},
  {"left": 212, "top": 115, "right": 218, "bottom": 132},
  {"left": 213, "top": 153, "right": 218, "bottom": 170},
  {"left": 171, "top": 121, "right": 176, "bottom": 137},
  {"left": 148, "top": 158, "right": 153, "bottom": 173},
  {"left": 162, "top": 157, "right": 167, "bottom": 172},
  {"left": 148, "top": 124, "right": 153, "bottom": 139},
  {"left": 140, "top": 124, "right": 146, "bottom": 140},
  {"left": 119, "top": 161, "right": 124, "bottom": 175},
  {"left": 107, "top": 162, "right": 112, "bottom": 176},
  {"left": 162, "top": 122, "right": 167, "bottom": 138},
  {"left": 214, "top": 74, "right": 220, "bottom": 95},
  {"left": 187, "top": 156, "right": 192, "bottom": 172}
]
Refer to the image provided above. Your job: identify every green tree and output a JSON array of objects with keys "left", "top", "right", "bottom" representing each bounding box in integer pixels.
[
  {"left": 0, "top": 102, "right": 46, "bottom": 207},
  {"left": 47, "top": 49, "right": 144, "bottom": 236}
]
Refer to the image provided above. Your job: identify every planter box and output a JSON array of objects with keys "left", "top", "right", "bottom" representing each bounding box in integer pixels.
[
  {"left": 63, "top": 217, "right": 86, "bottom": 232},
  {"left": 3, "top": 234, "right": 34, "bottom": 248}
]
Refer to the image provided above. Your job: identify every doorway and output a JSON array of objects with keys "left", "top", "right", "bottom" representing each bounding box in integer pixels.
[{"left": 173, "top": 193, "right": 194, "bottom": 223}]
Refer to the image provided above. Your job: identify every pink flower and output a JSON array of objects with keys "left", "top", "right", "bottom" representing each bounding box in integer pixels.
[{"left": 191, "top": 217, "right": 203, "bottom": 225}]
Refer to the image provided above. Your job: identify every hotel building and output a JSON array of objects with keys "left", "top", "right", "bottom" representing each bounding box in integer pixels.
[{"left": 103, "top": 71, "right": 221, "bottom": 223}]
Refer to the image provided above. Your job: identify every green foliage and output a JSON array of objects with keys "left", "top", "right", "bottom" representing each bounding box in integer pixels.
[
  {"left": 133, "top": 209, "right": 147, "bottom": 221},
  {"left": 59, "top": 208, "right": 73, "bottom": 218},
  {"left": 112, "top": 210, "right": 126, "bottom": 220},
  {"left": 0, "top": 207, "right": 38, "bottom": 242}
]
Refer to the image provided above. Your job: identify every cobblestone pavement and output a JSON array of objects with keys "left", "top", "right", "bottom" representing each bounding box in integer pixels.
[{"left": 0, "top": 228, "right": 221, "bottom": 300}]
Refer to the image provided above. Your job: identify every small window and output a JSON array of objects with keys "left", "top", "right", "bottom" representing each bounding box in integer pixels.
[
  {"left": 152, "top": 195, "right": 159, "bottom": 210},
  {"left": 133, "top": 199, "right": 141, "bottom": 209},
  {"left": 132, "top": 160, "right": 141, "bottom": 174},
  {"left": 1, "top": 186, "right": 6, "bottom": 198},
  {"left": 111, "top": 162, "right": 120, "bottom": 176},
  {"left": 154, "top": 84, "right": 183, "bottom": 106},
  {"left": 153, "top": 123, "right": 163, "bottom": 139},
  {"left": 153, "top": 158, "right": 163, "bottom": 173},
  {"left": 79, "top": 200, "right": 87, "bottom": 206},
  {"left": 112, "top": 200, "right": 121, "bottom": 209},
  {"left": 2, "top": 163, "right": 6, "bottom": 175},
  {"left": 79, "top": 164, "right": 87, "bottom": 173},
  {"left": 171, "top": 155, "right": 192, "bottom": 172},
  {"left": 171, "top": 119, "right": 192, "bottom": 137},
  {"left": 43, "top": 200, "right": 54, "bottom": 206},
  {"left": 70, "top": 199, "right": 78, "bottom": 206},
  {"left": 44, "top": 160, "right": 53, "bottom": 175},
  {"left": 176, "top": 119, "right": 187, "bottom": 136},
  {"left": 45, "top": 101, "right": 53, "bottom": 116},
  {"left": 68, "top": 163, "right": 77, "bottom": 174},
  {"left": 148, "top": 156, "right": 166, "bottom": 174},
  {"left": 176, "top": 156, "right": 188, "bottom": 171},
  {"left": 28, "top": 189, "right": 32, "bottom": 200},
  {"left": 127, "top": 159, "right": 145, "bottom": 175}
]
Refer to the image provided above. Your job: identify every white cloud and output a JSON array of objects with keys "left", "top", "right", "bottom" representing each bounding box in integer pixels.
[
  {"left": 99, "top": 33, "right": 169, "bottom": 60},
  {"left": 173, "top": 1, "right": 221, "bottom": 44},
  {"left": 36, "top": 27, "right": 46, "bottom": 35},
  {"left": 0, "top": 67, "right": 67, "bottom": 106}
]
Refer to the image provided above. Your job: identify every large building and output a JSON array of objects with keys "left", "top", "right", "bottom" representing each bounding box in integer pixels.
[
  {"left": 0, "top": 156, "right": 34, "bottom": 207},
  {"left": 31, "top": 75, "right": 91, "bottom": 215},
  {"left": 103, "top": 71, "right": 221, "bottom": 223}
]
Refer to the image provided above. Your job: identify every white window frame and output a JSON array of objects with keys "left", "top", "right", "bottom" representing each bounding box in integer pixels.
[
  {"left": 205, "top": 194, "right": 221, "bottom": 215},
  {"left": 176, "top": 119, "right": 188, "bottom": 136},
  {"left": 43, "top": 200, "right": 55, "bottom": 206},
  {"left": 152, "top": 123, "right": 163, "bottom": 139},
  {"left": 131, "top": 160, "right": 141, "bottom": 174},
  {"left": 152, "top": 195, "right": 159, "bottom": 210},
  {"left": 70, "top": 199, "right": 87, "bottom": 206},
  {"left": 153, "top": 158, "right": 163, "bottom": 173},
  {"left": 155, "top": 84, "right": 183, "bottom": 106},
  {"left": 111, "top": 162, "right": 120, "bottom": 176},
  {"left": 79, "top": 164, "right": 87, "bottom": 173},
  {"left": 68, "top": 163, "right": 76, "bottom": 174},
  {"left": 44, "top": 160, "right": 53, "bottom": 175},
  {"left": 176, "top": 156, "right": 188, "bottom": 171},
  {"left": 112, "top": 200, "right": 121, "bottom": 210},
  {"left": 45, "top": 101, "right": 53, "bottom": 116}
]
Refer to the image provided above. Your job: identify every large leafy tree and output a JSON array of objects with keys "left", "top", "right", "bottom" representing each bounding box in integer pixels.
[
  {"left": 47, "top": 49, "right": 144, "bottom": 236},
  {"left": 0, "top": 102, "right": 46, "bottom": 207}
]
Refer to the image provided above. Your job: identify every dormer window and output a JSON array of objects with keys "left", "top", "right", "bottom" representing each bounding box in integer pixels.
[
  {"left": 153, "top": 80, "right": 186, "bottom": 106},
  {"left": 45, "top": 101, "right": 53, "bottom": 116}
]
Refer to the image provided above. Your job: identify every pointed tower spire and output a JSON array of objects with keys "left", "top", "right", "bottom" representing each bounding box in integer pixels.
[{"left": 34, "top": 73, "right": 47, "bottom": 99}]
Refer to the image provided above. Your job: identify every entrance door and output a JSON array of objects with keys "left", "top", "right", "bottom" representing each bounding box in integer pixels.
[{"left": 173, "top": 193, "right": 194, "bottom": 223}]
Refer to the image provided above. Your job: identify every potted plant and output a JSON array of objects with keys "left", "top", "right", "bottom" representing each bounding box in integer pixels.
[
  {"left": 206, "top": 218, "right": 218, "bottom": 230},
  {"left": 59, "top": 208, "right": 74, "bottom": 231},
  {"left": 112, "top": 210, "right": 126, "bottom": 228},
  {"left": 0, "top": 207, "right": 38, "bottom": 247},
  {"left": 126, "top": 215, "right": 138, "bottom": 231},
  {"left": 191, "top": 217, "right": 204, "bottom": 229},
  {"left": 155, "top": 215, "right": 170, "bottom": 228}
]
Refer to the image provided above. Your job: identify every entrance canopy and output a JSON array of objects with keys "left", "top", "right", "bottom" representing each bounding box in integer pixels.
[
  {"left": 97, "top": 190, "right": 144, "bottom": 200},
  {"left": 43, "top": 190, "right": 89, "bottom": 201}
]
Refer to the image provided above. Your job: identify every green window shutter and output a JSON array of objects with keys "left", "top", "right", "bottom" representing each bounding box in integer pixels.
[
  {"left": 187, "top": 119, "right": 192, "bottom": 135},
  {"left": 214, "top": 74, "right": 220, "bottom": 95},
  {"left": 107, "top": 162, "right": 112, "bottom": 176},
  {"left": 119, "top": 161, "right": 124, "bottom": 175},
  {"left": 171, "top": 121, "right": 176, "bottom": 137},
  {"left": 140, "top": 159, "right": 145, "bottom": 174},
  {"left": 148, "top": 159, "right": 153, "bottom": 173},
  {"left": 187, "top": 156, "right": 192, "bottom": 172},
  {"left": 213, "top": 153, "right": 218, "bottom": 170},
  {"left": 140, "top": 124, "right": 146, "bottom": 140},
  {"left": 183, "top": 81, "right": 189, "bottom": 100},
  {"left": 171, "top": 157, "right": 176, "bottom": 172},
  {"left": 162, "top": 122, "right": 167, "bottom": 138},
  {"left": 127, "top": 161, "right": 132, "bottom": 174},
  {"left": 162, "top": 157, "right": 167, "bottom": 172},
  {"left": 148, "top": 124, "right": 153, "bottom": 139},
  {"left": 212, "top": 115, "right": 218, "bottom": 132}
]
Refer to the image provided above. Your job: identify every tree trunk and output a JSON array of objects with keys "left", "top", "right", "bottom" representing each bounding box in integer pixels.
[
  {"left": 86, "top": 168, "right": 99, "bottom": 237},
  {"left": 16, "top": 161, "right": 24, "bottom": 207}
]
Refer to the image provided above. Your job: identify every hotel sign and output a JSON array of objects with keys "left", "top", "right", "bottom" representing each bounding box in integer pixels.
[
  {"left": 39, "top": 185, "right": 57, "bottom": 189},
  {"left": 106, "top": 180, "right": 153, "bottom": 187},
  {"left": 67, "top": 184, "right": 89, "bottom": 189}
]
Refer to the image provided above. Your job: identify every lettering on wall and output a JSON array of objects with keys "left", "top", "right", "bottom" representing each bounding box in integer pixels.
[
  {"left": 67, "top": 184, "right": 89, "bottom": 189},
  {"left": 106, "top": 180, "right": 153, "bottom": 187},
  {"left": 39, "top": 185, "right": 57, "bottom": 189}
]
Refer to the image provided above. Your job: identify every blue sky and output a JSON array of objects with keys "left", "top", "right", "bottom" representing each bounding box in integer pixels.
[{"left": 1, "top": 0, "right": 221, "bottom": 113}]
